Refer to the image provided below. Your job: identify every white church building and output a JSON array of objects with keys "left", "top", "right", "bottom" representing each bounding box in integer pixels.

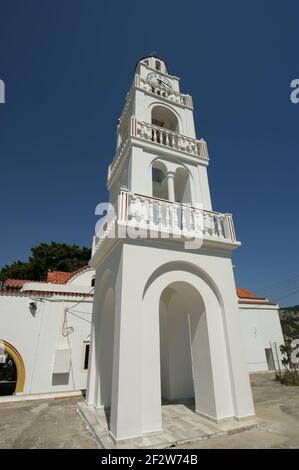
[
  {"left": 0, "top": 266, "right": 95, "bottom": 397},
  {"left": 0, "top": 55, "right": 284, "bottom": 443},
  {"left": 0, "top": 268, "right": 283, "bottom": 399}
]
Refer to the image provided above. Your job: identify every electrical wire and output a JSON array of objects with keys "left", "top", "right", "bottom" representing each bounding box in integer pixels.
[
  {"left": 254, "top": 275, "right": 299, "bottom": 294},
  {"left": 273, "top": 287, "right": 299, "bottom": 302},
  {"left": 62, "top": 286, "right": 94, "bottom": 336}
]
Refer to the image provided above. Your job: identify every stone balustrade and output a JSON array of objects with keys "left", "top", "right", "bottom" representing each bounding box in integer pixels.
[
  {"left": 92, "top": 190, "right": 237, "bottom": 254},
  {"left": 137, "top": 75, "right": 193, "bottom": 108},
  {"left": 108, "top": 118, "right": 209, "bottom": 184},
  {"left": 132, "top": 118, "right": 208, "bottom": 158}
]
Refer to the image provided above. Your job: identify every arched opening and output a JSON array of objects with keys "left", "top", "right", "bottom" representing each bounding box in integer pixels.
[
  {"left": 174, "top": 167, "right": 192, "bottom": 204},
  {"left": 0, "top": 341, "right": 25, "bottom": 396},
  {"left": 151, "top": 105, "right": 178, "bottom": 132},
  {"left": 152, "top": 161, "right": 168, "bottom": 200},
  {"left": 159, "top": 281, "right": 207, "bottom": 404},
  {"left": 141, "top": 266, "right": 236, "bottom": 433}
]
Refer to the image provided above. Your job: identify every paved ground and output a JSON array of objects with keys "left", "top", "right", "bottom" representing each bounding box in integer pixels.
[
  {"left": 0, "top": 372, "right": 298, "bottom": 449},
  {"left": 180, "top": 372, "right": 299, "bottom": 449},
  {"left": 0, "top": 396, "right": 97, "bottom": 449},
  {"left": 78, "top": 397, "right": 256, "bottom": 449}
]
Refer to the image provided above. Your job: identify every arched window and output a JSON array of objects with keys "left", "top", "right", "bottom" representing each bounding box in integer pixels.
[
  {"left": 151, "top": 106, "right": 178, "bottom": 132},
  {"left": 152, "top": 161, "right": 168, "bottom": 200},
  {"left": 174, "top": 167, "right": 192, "bottom": 204}
]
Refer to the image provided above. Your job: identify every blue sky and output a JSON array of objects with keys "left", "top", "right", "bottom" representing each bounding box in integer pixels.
[{"left": 0, "top": 1, "right": 298, "bottom": 306}]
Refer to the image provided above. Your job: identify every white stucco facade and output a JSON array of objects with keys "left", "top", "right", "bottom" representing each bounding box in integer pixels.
[
  {"left": 239, "top": 303, "right": 284, "bottom": 373},
  {"left": 0, "top": 267, "right": 94, "bottom": 396}
]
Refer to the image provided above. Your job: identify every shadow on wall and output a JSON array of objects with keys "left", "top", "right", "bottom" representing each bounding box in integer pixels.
[{"left": 52, "top": 373, "right": 70, "bottom": 386}]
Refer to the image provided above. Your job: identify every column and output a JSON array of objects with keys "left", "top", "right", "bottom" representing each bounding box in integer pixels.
[{"left": 166, "top": 171, "right": 175, "bottom": 202}]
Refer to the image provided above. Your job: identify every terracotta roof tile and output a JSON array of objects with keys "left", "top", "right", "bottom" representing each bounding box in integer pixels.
[
  {"left": 236, "top": 287, "right": 266, "bottom": 300},
  {"left": 3, "top": 279, "right": 28, "bottom": 289},
  {"left": 46, "top": 266, "right": 89, "bottom": 284},
  {"left": 47, "top": 271, "right": 74, "bottom": 284},
  {"left": 1, "top": 275, "right": 275, "bottom": 306}
]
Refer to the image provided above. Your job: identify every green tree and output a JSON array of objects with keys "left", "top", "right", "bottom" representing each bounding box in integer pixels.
[{"left": 0, "top": 242, "right": 91, "bottom": 282}]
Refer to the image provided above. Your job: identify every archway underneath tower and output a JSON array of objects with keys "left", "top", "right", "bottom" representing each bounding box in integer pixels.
[{"left": 159, "top": 281, "right": 211, "bottom": 407}]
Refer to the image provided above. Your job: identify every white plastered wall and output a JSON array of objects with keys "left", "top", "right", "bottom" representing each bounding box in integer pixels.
[
  {"left": 239, "top": 305, "right": 285, "bottom": 372},
  {"left": 0, "top": 269, "right": 94, "bottom": 395}
]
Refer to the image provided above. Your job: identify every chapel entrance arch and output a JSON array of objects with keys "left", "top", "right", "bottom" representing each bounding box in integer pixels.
[{"left": 0, "top": 340, "right": 25, "bottom": 396}]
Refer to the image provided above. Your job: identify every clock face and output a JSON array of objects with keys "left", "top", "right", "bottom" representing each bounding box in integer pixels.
[{"left": 147, "top": 72, "right": 172, "bottom": 89}]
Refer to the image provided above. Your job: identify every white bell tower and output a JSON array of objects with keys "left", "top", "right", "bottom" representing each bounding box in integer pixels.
[{"left": 86, "top": 54, "right": 255, "bottom": 442}]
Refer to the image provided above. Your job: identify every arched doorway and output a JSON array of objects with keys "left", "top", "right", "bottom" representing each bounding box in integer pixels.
[
  {"left": 141, "top": 267, "right": 235, "bottom": 432},
  {"left": 159, "top": 281, "right": 213, "bottom": 409},
  {"left": 0, "top": 341, "right": 25, "bottom": 396},
  {"left": 159, "top": 282, "right": 198, "bottom": 401}
]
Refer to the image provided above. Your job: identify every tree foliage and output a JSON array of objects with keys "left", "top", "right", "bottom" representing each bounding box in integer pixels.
[{"left": 0, "top": 242, "right": 91, "bottom": 282}]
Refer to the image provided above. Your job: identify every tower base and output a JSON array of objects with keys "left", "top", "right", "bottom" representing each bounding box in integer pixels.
[{"left": 77, "top": 400, "right": 257, "bottom": 449}]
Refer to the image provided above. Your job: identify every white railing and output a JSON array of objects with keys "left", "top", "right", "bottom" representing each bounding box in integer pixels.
[
  {"left": 131, "top": 118, "right": 208, "bottom": 158},
  {"left": 108, "top": 118, "right": 209, "bottom": 183},
  {"left": 92, "top": 190, "right": 237, "bottom": 254},
  {"left": 136, "top": 75, "right": 193, "bottom": 108}
]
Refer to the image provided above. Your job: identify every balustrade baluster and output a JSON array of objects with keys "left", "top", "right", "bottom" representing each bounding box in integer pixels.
[
  {"left": 140, "top": 124, "right": 145, "bottom": 139},
  {"left": 158, "top": 202, "right": 162, "bottom": 227},
  {"left": 181, "top": 135, "right": 184, "bottom": 149},
  {"left": 166, "top": 204, "right": 171, "bottom": 228},
  {"left": 216, "top": 215, "right": 224, "bottom": 238},
  {"left": 182, "top": 207, "right": 187, "bottom": 231},
  {"left": 165, "top": 131, "right": 169, "bottom": 146},
  {"left": 148, "top": 201, "right": 154, "bottom": 226},
  {"left": 172, "top": 204, "right": 178, "bottom": 230},
  {"left": 188, "top": 207, "right": 194, "bottom": 231},
  {"left": 210, "top": 215, "right": 216, "bottom": 236},
  {"left": 203, "top": 212, "right": 208, "bottom": 235}
]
